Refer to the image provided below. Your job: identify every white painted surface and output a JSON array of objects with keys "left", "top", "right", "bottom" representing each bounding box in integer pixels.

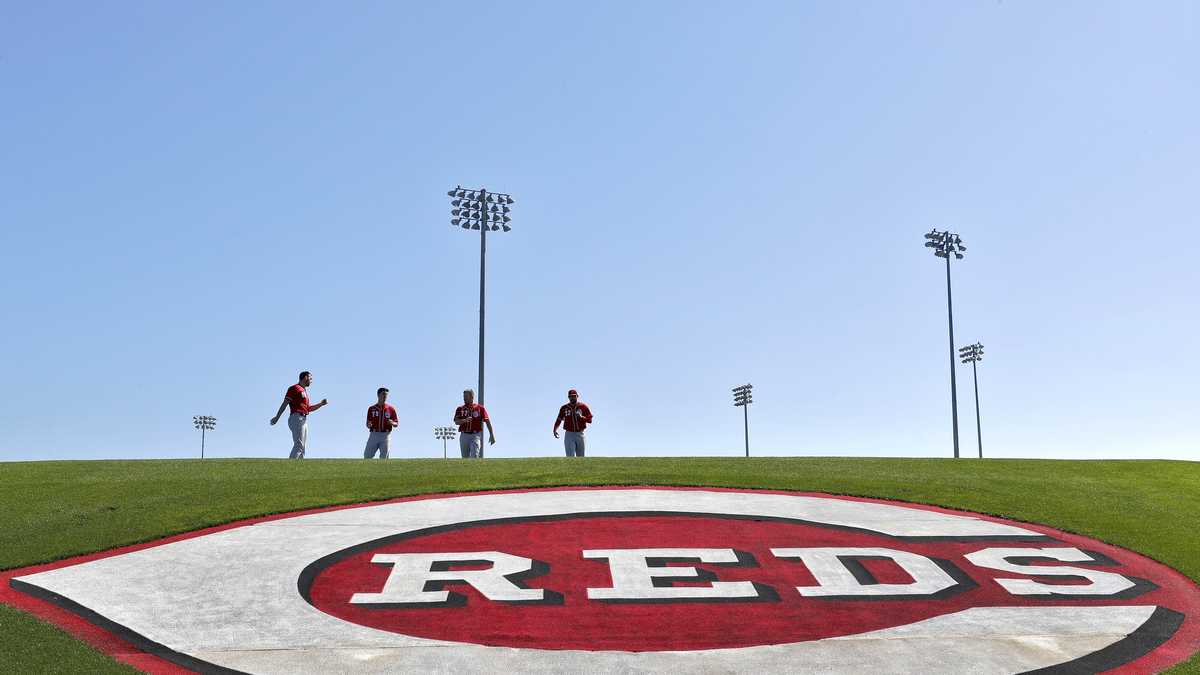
[
  {"left": 185, "top": 606, "right": 1153, "bottom": 674},
  {"left": 14, "top": 489, "right": 1153, "bottom": 673}
]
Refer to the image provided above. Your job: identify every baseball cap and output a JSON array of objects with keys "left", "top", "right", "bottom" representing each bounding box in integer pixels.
[{"left": 568, "top": 389, "right": 578, "bottom": 396}]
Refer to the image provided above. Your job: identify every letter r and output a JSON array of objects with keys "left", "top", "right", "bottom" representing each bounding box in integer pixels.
[{"left": 350, "top": 552, "right": 547, "bottom": 606}]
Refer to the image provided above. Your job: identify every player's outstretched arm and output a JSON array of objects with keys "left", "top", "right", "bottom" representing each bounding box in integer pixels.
[
  {"left": 270, "top": 399, "right": 288, "bottom": 425},
  {"left": 485, "top": 419, "right": 496, "bottom": 445}
]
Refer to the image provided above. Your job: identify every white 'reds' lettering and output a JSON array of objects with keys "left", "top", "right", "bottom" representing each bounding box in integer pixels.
[
  {"left": 965, "top": 547, "right": 1136, "bottom": 596},
  {"left": 583, "top": 548, "right": 760, "bottom": 601},
  {"left": 350, "top": 552, "right": 544, "bottom": 605},
  {"left": 770, "top": 547, "right": 959, "bottom": 597}
]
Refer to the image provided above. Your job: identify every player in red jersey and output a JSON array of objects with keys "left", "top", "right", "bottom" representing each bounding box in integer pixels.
[
  {"left": 453, "top": 389, "right": 495, "bottom": 458},
  {"left": 270, "top": 371, "right": 328, "bottom": 459},
  {"left": 553, "top": 388, "right": 593, "bottom": 457},
  {"left": 364, "top": 387, "right": 398, "bottom": 459}
]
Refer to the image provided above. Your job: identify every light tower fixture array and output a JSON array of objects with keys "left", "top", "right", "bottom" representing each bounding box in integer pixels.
[
  {"left": 924, "top": 228, "right": 967, "bottom": 458},
  {"left": 449, "top": 186, "right": 514, "bottom": 232},
  {"left": 732, "top": 384, "right": 753, "bottom": 458},
  {"left": 959, "top": 342, "right": 985, "bottom": 459},
  {"left": 446, "top": 185, "right": 516, "bottom": 408},
  {"left": 192, "top": 415, "right": 216, "bottom": 460},
  {"left": 924, "top": 229, "right": 966, "bottom": 259},
  {"left": 958, "top": 342, "right": 984, "bottom": 364},
  {"left": 434, "top": 426, "right": 457, "bottom": 459}
]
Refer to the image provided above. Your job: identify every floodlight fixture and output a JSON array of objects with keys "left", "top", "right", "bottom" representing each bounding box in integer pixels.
[
  {"left": 446, "top": 185, "right": 516, "bottom": 406},
  {"left": 434, "top": 426, "right": 457, "bottom": 459},
  {"left": 958, "top": 342, "right": 984, "bottom": 364},
  {"left": 731, "top": 384, "right": 753, "bottom": 456},
  {"left": 958, "top": 342, "right": 986, "bottom": 458},
  {"left": 192, "top": 415, "right": 217, "bottom": 459},
  {"left": 924, "top": 228, "right": 968, "bottom": 459}
]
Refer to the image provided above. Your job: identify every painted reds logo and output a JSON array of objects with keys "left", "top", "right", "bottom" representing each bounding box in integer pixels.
[{"left": 4, "top": 487, "right": 1200, "bottom": 674}]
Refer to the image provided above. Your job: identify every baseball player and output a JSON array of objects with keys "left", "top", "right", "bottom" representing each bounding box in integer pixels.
[
  {"left": 364, "top": 387, "right": 398, "bottom": 459},
  {"left": 453, "top": 389, "right": 495, "bottom": 458},
  {"left": 270, "top": 371, "right": 328, "bottom": 459},
  {"left": 553, "top": 388, "right": 593, "bottom": 457}
]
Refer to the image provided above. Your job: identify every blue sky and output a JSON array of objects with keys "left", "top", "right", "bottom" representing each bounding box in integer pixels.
[{"left": 2, "top": 1, "right": 1196, "bottom": 462}]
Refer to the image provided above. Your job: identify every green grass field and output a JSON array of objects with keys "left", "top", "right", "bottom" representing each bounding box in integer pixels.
[{"left": 1, "top": 457, "right": 1197, "bottom": 674}]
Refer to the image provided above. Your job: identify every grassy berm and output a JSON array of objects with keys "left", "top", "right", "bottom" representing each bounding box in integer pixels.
[{"left": 1, "top": 457, "right": 1197, "bottom": 674}]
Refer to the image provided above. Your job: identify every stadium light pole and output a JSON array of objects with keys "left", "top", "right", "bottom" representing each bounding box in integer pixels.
[
  {"left": 732, "top": 384, "right": 753, "bottom": 457},
  {"left": 434, "top": 426, "right": 457, "bottom": 459},
  {"left": 447, "top": 185, "right": 514, "bottom": 406},
  {"left": 192, "top": 415, "right": 216, "bottom": 459},
  {"left": 924, "top": 229, "right": 966, "bottom": 458},
  {"left": 958, "top": 342, "right": 985, "bottom": 459}
]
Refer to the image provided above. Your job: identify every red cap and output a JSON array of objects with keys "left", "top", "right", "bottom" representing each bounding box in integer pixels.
[{"left": 568, "top": 389, "right": 578, "bottom": 396}]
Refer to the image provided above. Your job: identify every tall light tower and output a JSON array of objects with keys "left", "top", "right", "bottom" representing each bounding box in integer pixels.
[
  {"left": 448, "top": 186, "right": 514, "bottom": 405},
  {"left": 732, "top": 384, "right": 753, "bottom": 457},
  {"left": 924, "top": 229, "right": 966, "bottom": 458},
  {"left": 958, "top": 342, "right": 985, "bottom": 459},
  {"left": 192, "top": 415, "right": 216, "bottom": 459},
  {"left": 434, "top": 426, "right": 457, "bottom": 459}
]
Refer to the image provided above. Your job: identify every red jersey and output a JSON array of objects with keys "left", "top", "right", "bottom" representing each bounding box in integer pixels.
[
  {"left": 285, "top": 384, "right": 310, "bottom": 415},
  {"left": 367, "top": 404, "right": 398, "bottom": 432},
  {"left": 555, "top": 402, "right": 593, "bottom": 432},
  {"left": 454, "top": 403, "right": 489, "bottom": 433}
]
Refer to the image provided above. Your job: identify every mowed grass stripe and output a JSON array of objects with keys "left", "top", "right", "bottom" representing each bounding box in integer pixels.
[{"left": 0, "top": 457, "right": 1197, "bottom": 674}]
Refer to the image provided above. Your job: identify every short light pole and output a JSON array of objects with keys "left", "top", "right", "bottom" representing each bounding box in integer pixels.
[
  {"left": 434, "top": 426, "right": 457, "bottom": 459},
  {"left": 732, "top": 384, "right": 753, "bottom": 457},
  {"left": 448, "top": 185, "right": 514, "bottom": 406},
  {"left": 958, "top": 342, "right": 985, "bottom": 459},
  {"left": 192, "top": 416, "right": 216, "bottom": 459},
  {"left": 924, "top": 229, "right": 967, "bottom": 458}
]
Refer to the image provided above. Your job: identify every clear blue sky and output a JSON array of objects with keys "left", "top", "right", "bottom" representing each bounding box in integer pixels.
[{"left": 2, "top": 1, "right": 1196, "bottom": 462}]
